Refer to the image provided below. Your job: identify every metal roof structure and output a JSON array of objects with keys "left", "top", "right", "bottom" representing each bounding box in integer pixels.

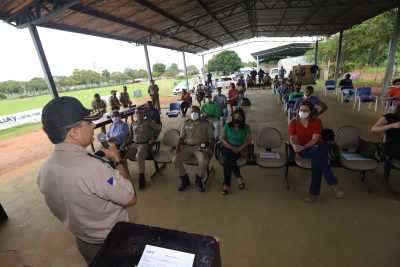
[
  {"left": 0, "top": 0, "right": 399, "bottom": 54},
  {"left": 251, "top": 42, "right": 313, "bottom": 62}
]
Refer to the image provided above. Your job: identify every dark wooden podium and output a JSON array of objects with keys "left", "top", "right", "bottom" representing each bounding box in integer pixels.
[
  {"left": 90, "top": 222, "right": 221, "bottom": 267},
  {"left": 0, "top": 203, "right": 8, "bottom": 222}
]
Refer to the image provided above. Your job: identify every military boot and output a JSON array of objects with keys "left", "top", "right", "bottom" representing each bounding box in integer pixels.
[
  {"left": 139, "top": 173, "right": 146, "bottom": 190},
  {"left": 195, "top": 175, "right": 205, "bottom": 192},
  {"left": 178, "top": 174, "right": 190, "bottom": 191}
]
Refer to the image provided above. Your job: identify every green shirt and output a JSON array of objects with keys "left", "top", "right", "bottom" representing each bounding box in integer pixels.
[
  {"left": 223, "top": 124, "right": 251, "bottom": 146},
  {"left": 201, "top": 102, "right": 221, "bottom": 118},
  {"left": 288, "top": 92, "right": 304, "bottom": 102}
]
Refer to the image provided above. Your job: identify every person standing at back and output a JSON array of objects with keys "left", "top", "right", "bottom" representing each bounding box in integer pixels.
[
  {"left": 37, "top": 97, "right": 137, "bottom": 265},
  {"left": 109, "top": 90, "right": 121, "bottom": 111},
  {"left": 148, "top": 80, "right": 160, "bottom": 111},
  {"left": 91, "top": 93, "right": 107, "bottom": 113},
  {"left": 119, "top": 85, "right": 132, "bottom": 108},
  {"left": 201, "top": 93, "right": 221, "bottom": 140},
  {"left": 279, "top": 66, "right": 286, "bottom": 79},
  {"left": 213, "top": 87, "right": 229, "bottom": 124},
  {"left": 207, "top": 72, "right": 213, "bottom": 86}
]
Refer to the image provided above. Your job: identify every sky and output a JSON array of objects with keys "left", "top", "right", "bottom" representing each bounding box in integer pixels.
[{"left": 0, "top": 21, "right": 316, "bottom": 82}]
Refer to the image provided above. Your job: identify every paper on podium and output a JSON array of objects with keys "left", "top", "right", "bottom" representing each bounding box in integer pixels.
[
  {"left": 259, "top": 152, "right": 280, "bottom": 159},
  {"left": 138, "top": 245, "right": 195, "bottom": 267}
]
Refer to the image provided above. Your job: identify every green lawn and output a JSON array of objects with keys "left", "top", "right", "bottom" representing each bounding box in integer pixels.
[
  {"left": 0, "top": 79, "right": 175, "bottom": 116},
  {"left": 0, "top": 122, "right": 42, "bottom": 140}
]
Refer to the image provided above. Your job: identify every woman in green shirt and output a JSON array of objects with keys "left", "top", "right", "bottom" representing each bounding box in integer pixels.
[{"left": 221, "top": 109, "right": 252, "bottom": 195}]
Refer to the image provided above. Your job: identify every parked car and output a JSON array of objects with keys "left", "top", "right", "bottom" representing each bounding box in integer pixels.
[
  {"left": 270, "top": 68, "right": 279, "bottom": 78},
  {"left": 215, "top": 76, "right": 235, "bottom": 88},
  {"left": 172, "top": 81, "right": 194, "bottom": 95}
]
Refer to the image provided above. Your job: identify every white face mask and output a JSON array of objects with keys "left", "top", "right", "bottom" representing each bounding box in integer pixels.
[
  {"left": 111, "top": 117, "right": 120, "bottom": 123},
  {"left": 299, "top": 111, "right": 310, "bottom": 119},
  {"left": 191, "top": 112, "right": 200, "bottom": 121}
]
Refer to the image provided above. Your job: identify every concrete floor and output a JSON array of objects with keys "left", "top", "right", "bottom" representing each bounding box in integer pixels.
[{"left": 1, "top": 88, "right": 400, "bottom": 267}]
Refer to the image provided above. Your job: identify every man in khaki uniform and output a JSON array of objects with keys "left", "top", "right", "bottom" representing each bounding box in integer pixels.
[
  {"left": 37, "top": 96, "right": 137, "bottom": 265},
  {"left": 174, "top": 106, "right": 214, "bottom": 192},
  {"left": 91, "top": 93, "right": 107, "bottom": 113},
  {"left": 119, "top": 85, "right": 132, "bottom": 108},
  {"left": 126, "top": 107, "right": 161, "bottom": 189},
  {"left": 148, "top": 80, "right": 160, "bottom": 111},
  {"left": 109, "top": 90, "right": 121, "bottom": 111}
]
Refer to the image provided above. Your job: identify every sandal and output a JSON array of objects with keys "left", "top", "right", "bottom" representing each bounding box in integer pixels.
[{"left": 222, "top": 185, "right": 230, "bottom": 195}]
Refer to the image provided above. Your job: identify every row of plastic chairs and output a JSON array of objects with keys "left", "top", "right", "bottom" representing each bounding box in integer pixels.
[
  {"left": 324, "top": 80, "right": 379, "bottom": 112},
  {"left": 125, "top": 125, "right": 399, "bottom": 196}
]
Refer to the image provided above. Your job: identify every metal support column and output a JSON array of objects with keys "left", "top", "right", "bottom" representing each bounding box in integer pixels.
[
  {"left": 256, "top": 55, "right": 260, "bottom": 70},
  {"left": 28, "top": 25, "right": 58, "bottom": 98},
  {"left": 334, "top": 30, "right": 344, "bottom": 94},
  {"left": 201, "top": 54, "right": 205, "bottom": 83},
  {"left": 381, "top": 8, "right": 400, "bottom": 97},
  {"left": 182, "top": 52, "right": 189, "bottom": 90},
  {"left": 143, "top": 44, "right": 153, "bottom": 81},
  {"left": 314, "top": 40, "right": 319, "bottom": 66}
]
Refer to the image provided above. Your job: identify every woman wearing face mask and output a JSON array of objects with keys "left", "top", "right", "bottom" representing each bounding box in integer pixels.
[
  {"left": 221, "top": 109, "right": 252, "bottom": 195},
  {"left": 288, "top": 101, "right": 344, "bottom": 202}
]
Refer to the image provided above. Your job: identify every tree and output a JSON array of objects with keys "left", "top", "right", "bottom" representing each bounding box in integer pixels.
[
  {"left": 102, "top": 70, "right": 111, "bottom": 81},
  {"left": 136, "top": 69, "right": 148, "bottom": 79},
  {"left": 124, "top": 68, "right": 136, "bottom": 80},
  {"left": 187, "top": 65, "right": 199, "bottom": 75},
  {"left": 164, "top": 63, "right": 179, "bottom": 77},
  {"left": 207, "top": 50, "right": 242, "bottom": 74},
  {"left": 152, "top": 63, "right": 166, "bottom": 77},
  {"left": 243, "top": 61, "right": 257, "bottom": 67},
  {"left": 110, "top": 71, "right": 130, "bottom": 83},
  {"left": 309, "top": 10, "right": 398, "bottom": 71}
]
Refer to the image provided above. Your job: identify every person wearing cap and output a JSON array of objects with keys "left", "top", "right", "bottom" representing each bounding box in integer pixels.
[
  {"left": 174, "top": 106, "right": 214, "bottom": 192},
  {"left": 106, "top": 110, "right": 130, "bottom": 148},
  {"left": 37, "top": 96, "right": 137, "bottom": 265},
  {"left": 148, "top": 80, "right": 160, "bottom": 111},
  {"left": 91, "top": 93, "right": 107, "bottom": 113},
  {"left": 119, "top": 86, "right": 132, "bottom": 108},
  {"left": 201, "top": 93, "right": 221, "bottom": 140},
  {"left": 126, "top": 107, "right": 161, "bottom": 189},
  {"left": 109, "top": 90, "right": 121, "bottom": 111},
  {"left": 213, "top": 87, "right": 229, "bottom": 125}
]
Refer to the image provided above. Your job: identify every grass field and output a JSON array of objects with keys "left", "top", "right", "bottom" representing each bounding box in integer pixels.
[
  {"left": 0, "top": 79, "right": 175, "bottom": 116},
  {"left": 0, "top": 122, "right": 42, "bottom": 140}
]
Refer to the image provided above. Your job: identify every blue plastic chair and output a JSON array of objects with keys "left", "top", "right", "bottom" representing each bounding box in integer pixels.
[
  {"left": 324, "top": 80, "right": 336, "bottom": 95},
  {"left": 353, "top": 87, "right": 378, "bottom": 111},
  {"left": 166, "top": 102, "right": 181, "bottom": 117}
]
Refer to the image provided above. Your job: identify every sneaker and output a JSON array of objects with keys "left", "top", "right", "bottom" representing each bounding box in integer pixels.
[{"left": 304, "top": 195, "right": 319, "bottom": 203}]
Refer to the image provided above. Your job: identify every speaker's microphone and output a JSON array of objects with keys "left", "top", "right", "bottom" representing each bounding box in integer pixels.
[{"left": 97, "top": 132, "right": 109, "bottom": 149}]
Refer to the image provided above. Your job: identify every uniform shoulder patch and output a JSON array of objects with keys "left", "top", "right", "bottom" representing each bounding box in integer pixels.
[{"left": 106, "top": 176, "right": 115, "bottom": 187}]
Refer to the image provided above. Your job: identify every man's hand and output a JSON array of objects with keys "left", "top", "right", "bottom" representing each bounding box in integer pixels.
[
  {"left": 293, "top": 144, "right": 304, "bottom": 153},
  {"left": 391, "top": 122, "right": 400, "bottom": 129},
  {"left": 102, "top": 142, "right": 121, "bottom": 162},
  {"left": 148, "top": 138, "right": 156, "bottom": 144}
]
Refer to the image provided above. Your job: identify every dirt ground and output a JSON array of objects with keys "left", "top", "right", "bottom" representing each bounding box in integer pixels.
[{"left": 0, "top": 96, "right": 177, "bottom": 180}]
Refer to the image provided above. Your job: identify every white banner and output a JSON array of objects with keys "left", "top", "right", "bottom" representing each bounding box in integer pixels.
[{"left": 0, "top": 109, "right": 42, "bottom": 130}]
